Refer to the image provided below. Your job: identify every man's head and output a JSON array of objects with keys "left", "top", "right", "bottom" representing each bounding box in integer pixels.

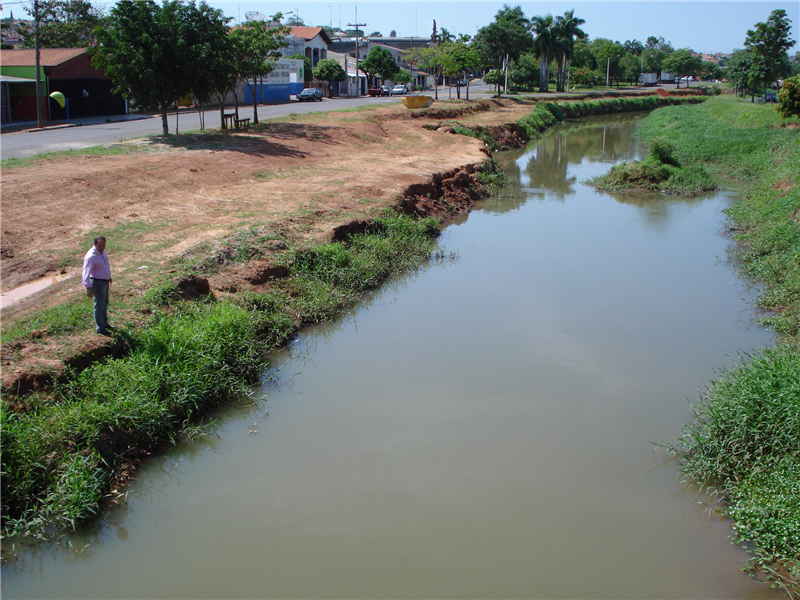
[{"left": 93, "top": 236, "right": 106, "bottom": 252}]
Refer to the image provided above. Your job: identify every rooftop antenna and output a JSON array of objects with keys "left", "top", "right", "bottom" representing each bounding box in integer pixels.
[{"left": 245, "top": 11, "right": 267, "bottom": 22}]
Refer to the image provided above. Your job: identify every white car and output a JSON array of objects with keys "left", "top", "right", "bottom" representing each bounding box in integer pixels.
[{"left": 390, "top": 85, "right": 408, "bottom": 96}]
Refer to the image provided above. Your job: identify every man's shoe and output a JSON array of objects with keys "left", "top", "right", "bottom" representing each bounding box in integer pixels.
[{"left": 97, "top": 329, "right": 112, "bottom": 336}]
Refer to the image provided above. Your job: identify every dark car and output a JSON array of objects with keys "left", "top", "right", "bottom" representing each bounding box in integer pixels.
[
  {"left": 765, "top": 91, "right": 777, "bottom": 103},
  {"left": 297, "top": 88, "right": 323, "bottom": 102}
]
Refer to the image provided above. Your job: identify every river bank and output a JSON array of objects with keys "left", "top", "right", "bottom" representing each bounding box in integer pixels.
[
  {"left": 639, "top": 96, "right": 800, "bottom": 594},
  {"left": 1, "top": 93, "right": 707, "bottom": 540}
]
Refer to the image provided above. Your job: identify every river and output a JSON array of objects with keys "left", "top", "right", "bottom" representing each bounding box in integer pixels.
[{"left": 1, "top": 113, "right": 778, "bottom": 599}]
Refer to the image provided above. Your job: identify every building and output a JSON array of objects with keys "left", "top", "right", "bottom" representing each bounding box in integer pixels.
[
  {"left": 240, "top": 57, "right": 305, "bottom": 104},
  {"left": 282, "top": 26, "right": 332, "bottom": 67},
  {"left": 0, "top": 47, "right": 125, "bottom": 123}
]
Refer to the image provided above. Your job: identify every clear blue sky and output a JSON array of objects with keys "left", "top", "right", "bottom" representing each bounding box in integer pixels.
[
  {"left": 202, "top": 0, "right": 799, "bottom": 55},
  {"left": 3, "top": 1, "right": 798, "bottom": 55}
]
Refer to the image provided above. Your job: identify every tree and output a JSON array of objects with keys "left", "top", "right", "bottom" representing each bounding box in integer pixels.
[
  {"left": 726, "top": 48, "right": 758, "bottom": 97},
  {"left": 552, "top": 9, "right": 586, "bottom": 92},
  {"left": 437, "top": 27, "right": 455, "bottom": 45},
  {"left": 646, "top": 36, "right": 673, "bottom": 53},
  {"left": 405, "top": 45, "right": 445, "bottom": 99},
  {"left": 390, "top": 30, "right": 397, "bottom": 38},
  {"left": 530, "top": 14, "right": 555, "bottom": 92},
  {"left": 620, "top": 52, "right": 641, "bottom": 84},
  {"left": 623, "top": 39, "right": 644, "bottom": 55},
  {"left": 776, "top": 75, "right": 800, "bottom": 120},
  {"left": 640, "top": 48, "right": 666, "bottom": 75},
  {"left": 745, "top": 9, "right": 796, "bottom": 99},
  {"left": 368, "top": 31, "right": 381, "bottom": 37},
  {"left": 285, "top": 14, "right": 304, "bottom": 27},
  {"left": 231, "top": 17, "right": 289, "bottom": 124},
  {"left": 313, "top": 58, "right": 346, "bottom": 97},
  {"left": 442, "top": 36, "right": 479, "bottom": 99},
  {"left": 508, "top": 52, "right": 539, "bottom": 90},
  {"left": 19, "top": 0, "right": 105, "bottom": 48},
  {"left": 661, "top": 48, "right": 701, "bottom": 87},
  {"left": 181, "top": 2, "right": 235, "bottom": 131},
  {"left": 92, "top": 0, "right": 230, "bottom": 136},
  {"left": 359, "top": 46, "right": 399, "bottom": 86},
  {"left": 698, "top": 60, "right": 722, "bottom": 82},
  {"left": 591, "top": 38, "right": 624, "bottom": 88},
  {"left": 394, "top": 68, "right": 413, "bottom": 85},
  {"left": 474, "top": 6, "right": 532, "bottom": 95}
]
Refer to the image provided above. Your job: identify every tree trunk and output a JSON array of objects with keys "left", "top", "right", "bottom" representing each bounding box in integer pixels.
[
  {"left": 160, "top": 105, "right": 169, "bottom": 136},
  {"left": 217, "top": 93, "right": 226, "bottom": 129},
  {"left": 539, "top": 53, "right": 548, "bottom": 92},
  {"left": 566, "top": 59, "right": 571, "bottom": 92},
  {"left": 247, "top": 81, "right": 259, "bottom": 124}
]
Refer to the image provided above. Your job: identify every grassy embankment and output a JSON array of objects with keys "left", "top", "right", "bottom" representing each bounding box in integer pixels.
[
  {"left": 0, "top": 94, "right": 707, "bottom": 539},
  {"left": 637, "top": 96, "right": 799, "bottom": 594}
]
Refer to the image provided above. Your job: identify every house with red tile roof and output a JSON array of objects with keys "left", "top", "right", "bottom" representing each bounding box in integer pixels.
[
  {"left": 0, "top": 47, "right": 125, "bottom": 123},
  {"left": 282, "top": 26, "right": 332, "bottom": 67}
]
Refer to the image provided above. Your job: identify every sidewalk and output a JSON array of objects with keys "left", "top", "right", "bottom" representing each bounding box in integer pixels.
[{"left": 1, "top": 111, "right": 158, "bottom": 134}]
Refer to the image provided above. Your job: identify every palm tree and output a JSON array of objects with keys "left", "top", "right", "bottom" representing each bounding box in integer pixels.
[
  {"left": 554, "top": 10, "right": 586, "bottom": 92},
  {"left": 438, "top": 27, "right": 455, "bottom": 44},
  {"left": 530, "top": 14, "right": 555, "bottom": 92}
]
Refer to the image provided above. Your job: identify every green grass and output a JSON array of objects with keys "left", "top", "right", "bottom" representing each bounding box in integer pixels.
[
  {"left": 2, "top": 143, "right": 150, "bottom": 168},
  {"left": 652, "top": 96, "right": 800, "bottom": 592},
  {"left": 589, "top": 139, "right": 718, "bottom": 197},
  {"left": 2, "top": 299, "right": 94, "bottom": 343},
  {"left": 1, "top": 213, "right": 443, "bottom": 536}
]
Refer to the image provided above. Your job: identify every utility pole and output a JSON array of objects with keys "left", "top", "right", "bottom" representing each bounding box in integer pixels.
[
  {"left": 33, "top": 0, "right": 44, "bottom": 128},
  {"left": 348, "top": 6, "right": 366, "bottom": 97}
]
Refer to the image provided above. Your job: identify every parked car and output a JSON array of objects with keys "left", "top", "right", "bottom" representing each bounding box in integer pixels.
[
  {"left": 390, "top": 85, "right": 409, "bottom": 96},
  {"left": 454, "top": 79, "right": 468, "bottom": 87},
  {"left": 765, "top": 91, "right": 777, "bottom": 103},
  {"left": 368, "top": 86, "right": 391, "bottom": 97},
  {"left": 297, "top": 88, "right": 323, "bottom": 102}
]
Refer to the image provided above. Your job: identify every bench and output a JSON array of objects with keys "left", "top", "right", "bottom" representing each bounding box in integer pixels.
[
  {"left": 222, "top": 112, "right": 235, "bottom": 129},
  {"left": 234, "top": 118, "right": 250, "bottom": 129}
]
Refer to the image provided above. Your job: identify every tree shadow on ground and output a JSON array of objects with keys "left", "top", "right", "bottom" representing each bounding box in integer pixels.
[{"left": 147, "top": 123, "right": 343, "bottom": 158}]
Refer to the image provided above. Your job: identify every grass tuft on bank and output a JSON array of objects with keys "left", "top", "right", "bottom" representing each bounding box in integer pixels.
[
  {"left": 651, "top": 96, "right": 800, "bottom": 592},
  {"left": 589, "top": 139, "right": 718, "bottom": 196}
]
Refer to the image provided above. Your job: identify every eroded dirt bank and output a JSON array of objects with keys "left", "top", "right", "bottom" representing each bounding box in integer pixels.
[{"left": 1, "top": 91, "right": 705, "bottom": 393}]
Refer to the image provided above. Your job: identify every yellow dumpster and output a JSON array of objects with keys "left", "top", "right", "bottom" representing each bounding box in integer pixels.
[{"left": 402, "top": 96, "right": 434, "bottom": 109}]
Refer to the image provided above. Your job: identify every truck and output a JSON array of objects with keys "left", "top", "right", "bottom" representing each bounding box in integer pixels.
[
  {"left": 638, "top": 73, "right": 658, "bottom": 86},
  {"left": 660, "top": 72, "right": 675, "bottom": 83}
]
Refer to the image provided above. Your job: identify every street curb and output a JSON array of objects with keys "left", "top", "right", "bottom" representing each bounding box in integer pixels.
[{"left": 25, "top": 123, "right": 79, "bottom": 133}]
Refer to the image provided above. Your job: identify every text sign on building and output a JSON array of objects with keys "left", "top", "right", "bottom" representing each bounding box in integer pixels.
[{"left": 266, "top": 59, "right": 303, "bottom": 84}]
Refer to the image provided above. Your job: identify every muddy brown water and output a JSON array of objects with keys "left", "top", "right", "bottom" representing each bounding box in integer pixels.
[{"left": 2, "top": 114, "right": 779, "bottom": 599}]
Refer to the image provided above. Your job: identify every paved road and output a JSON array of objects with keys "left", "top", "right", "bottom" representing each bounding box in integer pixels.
[
  {"left": 1, "top": 84, "right": 494, "bottom": 161},
  {"left": 0, "top": 95, "right": 396, "bottom": 161}
]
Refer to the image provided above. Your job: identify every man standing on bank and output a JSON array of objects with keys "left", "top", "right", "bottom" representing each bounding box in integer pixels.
[{"left": 82, "top": 236, "right": 113, "bottom": 335}]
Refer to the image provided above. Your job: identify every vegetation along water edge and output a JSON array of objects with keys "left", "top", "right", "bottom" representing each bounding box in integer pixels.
[
  {"left": 0, "top": 94, "right": 708, "bottom": 546},
  {"left": 635, "top": 96, "right": 800, "bottom": 595}
]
